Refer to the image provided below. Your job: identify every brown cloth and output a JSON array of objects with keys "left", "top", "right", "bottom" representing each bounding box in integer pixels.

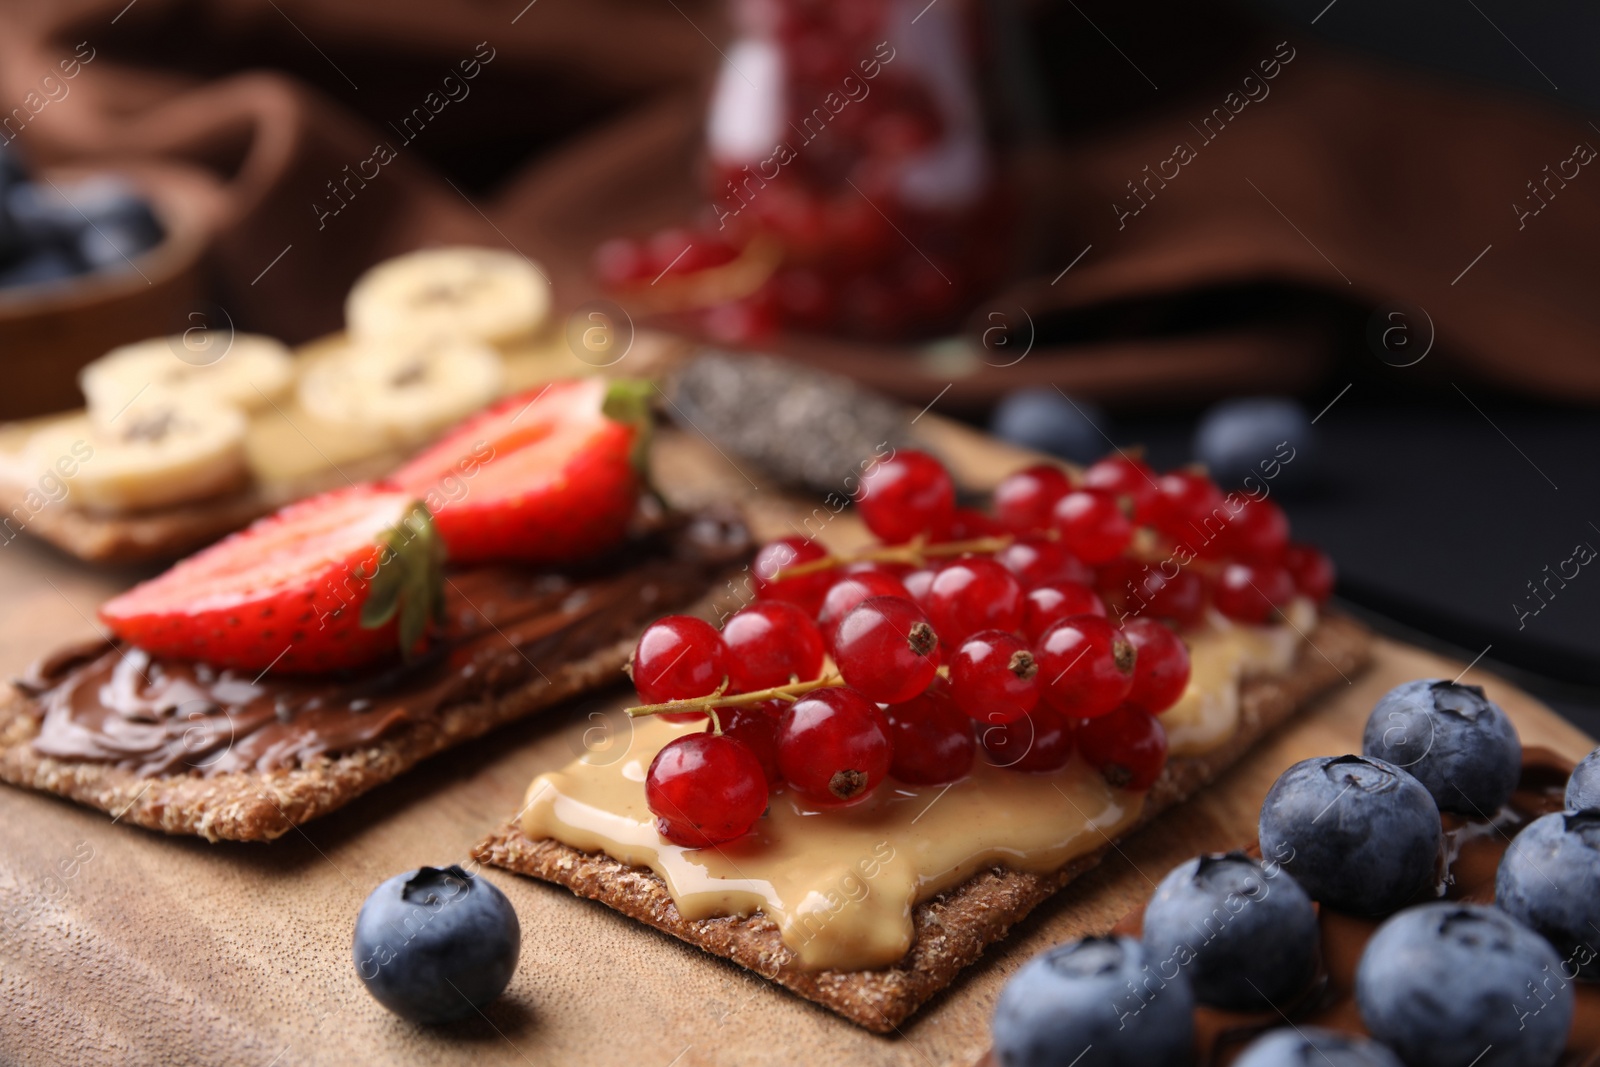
[{"left": 2, "top": 0, "right": 1597, "bottom": 406}]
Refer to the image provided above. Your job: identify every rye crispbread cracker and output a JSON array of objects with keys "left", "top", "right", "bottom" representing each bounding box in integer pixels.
[{"left": 474, "top": 613, "right": 1373, "bottom": 1033}]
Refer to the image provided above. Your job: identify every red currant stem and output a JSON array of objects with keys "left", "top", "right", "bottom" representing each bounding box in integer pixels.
[
  {"left": 625, "top": 673, "right": 844, "bottom": 719},
  {"left": 774, "top": 533, "right": 1019, "bottom": 580}
]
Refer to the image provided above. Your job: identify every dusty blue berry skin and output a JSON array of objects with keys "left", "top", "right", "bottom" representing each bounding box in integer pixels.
[
  {"left": 1192, "top": 397, "right": 1314, "bottom": 493},
  {"left": 1356, "top": 903, "right": 1571, "bottom": 1067},
  {"left": 1567, "top": 746, "right": 1600, "bottom": 810},
  {"left": 1258, "top": 754, "right": 1441, "bottom": 917},
  {"left": 1234, "top": 1026, "right": 1404, "bottom": 1067},
  {"left": 1140, "top": 851, "right": 1317, "bottom": 1011},
  {"left": 1362, "top": 679, "right": 1521, "bottom": 815},
  {"left": 990, "top": 388, "right": 1106, "bottom": 466},
  {"left": 992, "top": 936, "right": 1195, "bottom": 1067},
  {"left": 1496, "top": 810, "right": 1600, "bottom": 979},
  {"left": 353, "top": 865, "right": 521, "bottom": 1024}
]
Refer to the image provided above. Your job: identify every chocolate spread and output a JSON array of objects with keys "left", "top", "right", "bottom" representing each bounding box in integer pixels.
[{"left": 15, "top": 510, "right": 750, "bottom": 778}]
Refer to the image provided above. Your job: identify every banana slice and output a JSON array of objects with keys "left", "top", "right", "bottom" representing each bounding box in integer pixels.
[
  {"left": 80, "top": 333, "right": 294, "bottom": 428},
  {"left": 295, "top": 337, "right": 505, "bottom": 445},
  {"left": 345, "top": 247, "right": 551, "bottom": 346},
  {"left": 24, "top": 407, "right": 248, "bottom": 512}
]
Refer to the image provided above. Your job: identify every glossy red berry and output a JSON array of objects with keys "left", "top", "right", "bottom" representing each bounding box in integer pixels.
[
  {"left": 1120, "top": 618, "right": 1191, "bottom": 714},
  {"left": 1023, "top": 583, "right": 1108, "bottom": 642},
  {"left": 832, "top": 595, "right": 942, "bottom": 704},
  {"left": 1284, "top": 542, "right": 1335, "bottom": 604},
  {"left": 1212, "top": 561, "right": 1295, "bottom": 623},
  {"left": 631, "top": 616, "right": 729, "bottom": 705},
  {"left": 714, "top": 700, "right": 783, "bottom": 788},
  {"left": 752, "top": 537, "right": 835, "bottom": 616},
  {"left": 950, "top": 630, "right": 1039, "bottom": 725},
  {"left": 1151, "top": 467, "right": 1224, "bottom": 539},
  {"left": 996, "top": 537, "right": 1093, "bottom": 590},
  {"left": 884, "top": 684, "right": 975, "bottom": 785},
  {"left": 933, "top": 507, "right": 1002, "bottom": 542},
  {"left": 1078, "top": 702, "right": 1168, "bottom": 791},
  {"left": 646, "top": 733, "right": 768, "bottom": 847},
  {"left": 817, "top": 570, "right": 912, "bottom": 644},
  {"left": 1035, "top": 615, "right": 1136, "bottom": 719},
  {"left": 902, "top": 566, "right": 938, "bottom": 608},
  {"left": 593, "top": 236, "right": 653, "bottom": 287},
  {"left": 923, "top": 557, "right": 1024, "bottom": 646},
  {"left": 855, "top": 450, "right": 955, "bottom": 544},
  {"left": 1095, "top": 558, "right": 1205, "bottom": 629},
  {"left": 721, "top": 602, "right": 825, "bottom": 692},
  {"left": 979, "top": 703, "right": 1075, "bottom": 773},
  {"left": 1218, "top": 497, "right": 1289, "bottom": 563},
  {"left": 1083, "top": 454, "right": 1160, "bottom": 524},
  {"left": 777, "top": 686, "right": 891, "bottom": 804},
  {"left": 1051, "top": 488, "right": 1133, "bottom": 565},
  {"left": 993, "top": 465, "right": 1072, "bottom": 535}
]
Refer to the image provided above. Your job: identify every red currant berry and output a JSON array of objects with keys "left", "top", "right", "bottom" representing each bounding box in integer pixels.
[
  {"left": 646, "top": 733, "right": 768, "bottom": 846},
  {"left": 997, "top": 537, "right": 1093, "bottom": 590},
  {"left": 752, "top": 537, "right": 835, "bottom": 616},
  {"left": 1284, "top": 542, "right": 1335, "bottom": 604},
  {"left": 777, "top": 686, "right": 891, "bottom": 804},
  {"left": 993, "top": 465, "right": 1072, "bottom": 535},
  {"left": 714, "top": 700, "right": 784, "bottom": 788},
  {"left": 1212, "top": 562, "right": 1295, "bottom": 623},
  {"left": 817, "top": 570, "right": 912, "bottom": 644},
  {"left": 1023, "top": 583, "right": 1107, "bottom": 642},
  {"left": 832, "top": 595, "right": 942, "bottom": 704},
  {"left": 924, "top": 557, "right": 1024, "bottom": 646},
  {"left": 855, "top": 450, "right": 955, "bottom": 544},
  {"left": 903, "top": 566, "right": 938, "bottom": 608},
  {"left": 1218, "top": 497, "right": 1289, "bottom": 563},
  {"left": 979, "top": 703, "right": 1075, "bottom": 773},
  {"left": 722, "top": 602, "right": 825, "bottom": 692},
  {"left": 950, "top": 630, "right": 1039, "bottom": 724},
  {"left": 593, "top": 236, "right": 653, "bottom": 288},
  {"left": 1051, "top": 488, "right": 1133, "bottom": 565},
  {"left": 1120, "top": 618, "right": 1191, "bottom": 714},
  {"left": 1078, "top": 702, "right": 1168, "bottom": 791},
  {"left": 1095, "top": 558, "right": 1206, "bottom": 629},
  {"left": 884, "top": 683, "right": 975, "bottom": 785},
  {"left": 1083, "top": 454, "right": 1159, "bottom": 524},
  {"left": 631, "top": 615, "right": 729, "bottom": 705},
  {"left": 1151, "top": 467, "right": 1224, "bottom": 538},
  {"left": 1036, "top": 615, "right": 1136, "bottom": 719},
  {"left": 932, "top": 506, "right": 1002, "bottom": 543}
]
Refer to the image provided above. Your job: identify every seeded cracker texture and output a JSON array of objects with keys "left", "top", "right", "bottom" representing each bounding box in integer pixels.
[{"left": 474, "top": 613, "right": 1372, "bottom": 1033}]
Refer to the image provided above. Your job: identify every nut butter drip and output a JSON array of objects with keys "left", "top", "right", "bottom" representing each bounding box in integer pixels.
[
  {"left": 18, "top": 511, "right": 750, "bottom": 777},
  {"left": 521, "top": 608, "right": 1316, "bottom": 972}
]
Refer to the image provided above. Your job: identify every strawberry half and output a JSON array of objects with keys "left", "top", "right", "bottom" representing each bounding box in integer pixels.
[
  {"left": 100, "top": 485, "right": 445, "bottom": 674},
  {"left": 387, "top": 377, "right": 649, "bottom": 564}
]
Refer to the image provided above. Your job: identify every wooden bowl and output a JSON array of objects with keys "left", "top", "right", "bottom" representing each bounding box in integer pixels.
[{"left": 0, "top": 164, "right": 216, "bottom": 420}]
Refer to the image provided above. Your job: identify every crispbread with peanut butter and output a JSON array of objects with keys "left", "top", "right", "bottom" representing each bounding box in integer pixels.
[{"left": 473, "top": 612, "right": 1371, "bottom": 1033}]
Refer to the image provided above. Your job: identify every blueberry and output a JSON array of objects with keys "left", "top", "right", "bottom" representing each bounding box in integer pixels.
[
  {"left": 0, "top": 247, "right": 81, "bottom": 291},
  {"left": 1193, "top": 397, "right": 1314, "bottom": 493},
  {"left": 77, "top": 212, "right": 163, "bottom": 271},
  {"left": 1567, "top": 745, "right": 1600, "bottom": 810},
  {"left": 1140, "top": 851, "right": 1318, "bottom": 1011},
  {"left": 1356, "top": 902, "right": 1572, "bottom": 1067},
  {"left": 4, "top": 181, "right": 85, "bottom": 245},
  {"left": 1361, "top": 679, "right": 1521, "bottom": 815},
  {"left": 1234, "top": 1026, "right": 1404, "bottom": 1067},
  {"left": 352, "top": 864, "right": 520, "bottom": 1024},
  {"left": 1495, "top": 810, "right": 1600, "bottom": 978},
  {"left": 990, "top": 388, "right": 1107, "bottom": 465},
  {"left": 992, "top": 935, "right": 1194, "bottom": 1067},
  {"left": 1258, "top": 754, "right": 1441, "bottom": 916}
]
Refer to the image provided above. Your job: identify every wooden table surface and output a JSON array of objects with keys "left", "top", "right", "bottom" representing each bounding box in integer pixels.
[{"left": 0, "top": 419, "right": 1593, "bottom": 1067}]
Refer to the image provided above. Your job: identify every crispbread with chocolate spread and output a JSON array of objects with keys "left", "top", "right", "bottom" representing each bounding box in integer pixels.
[
  {"left": 474, "top": 612, "right": 1372, "bottom": 1033},
  {"left": 0, "top": 511, "right": 749, "bottom": 841}
]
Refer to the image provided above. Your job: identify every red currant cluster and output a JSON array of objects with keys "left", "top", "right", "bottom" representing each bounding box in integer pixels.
[{"left": 631, "top": 449, "right": 1335, "bottom": 849}]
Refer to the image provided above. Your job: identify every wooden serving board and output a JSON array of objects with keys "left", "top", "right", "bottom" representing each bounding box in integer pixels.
[{"left": 0, "top": 419, "right": 1592, "bottom": 1067}]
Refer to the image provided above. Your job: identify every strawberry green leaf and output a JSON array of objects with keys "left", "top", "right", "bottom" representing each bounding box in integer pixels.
[
  {"left": 601, "top": 378, "right": 655, "bottom": 486},
  {"left": 360, "top": 501, "right": 447, "bottom": 658}
]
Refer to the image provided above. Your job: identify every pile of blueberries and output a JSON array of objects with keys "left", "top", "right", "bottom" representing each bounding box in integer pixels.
[
  {"left": 0, "top": 143, "right": 164, "bottom": 292},
  {"left": 993, "top": 678, "right": 1600, "bottom": 1067}
]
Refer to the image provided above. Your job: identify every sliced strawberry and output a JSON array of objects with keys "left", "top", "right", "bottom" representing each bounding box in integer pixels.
[
  {"left": 387, "top": 378, "right": 647, "bottom": 564},
  {"left": 100, "top": 485, "right": 444, "bottom": 674}
]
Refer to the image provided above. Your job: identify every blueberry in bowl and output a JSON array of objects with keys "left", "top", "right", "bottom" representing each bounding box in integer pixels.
[
  {"left": 1233, "top": 1025, "right": 1404, "bottom": 1067},
  {"left": 1495, "top": 809, "right": 1600, "bottom": 978},
  {"left": 1140, "top": 851, "right": 1318, "bottom": 1011},
  {"left": 1355, "top": 902, "right": 1572, "bottom": 1067},
  {"left": 1258, "top": 754, "right": 1441, "bottom": 916},
  {"left": 352, "top": 864, "right": 521, "bottom": 1024},
  {"left": 1361, "top": 679, "right": 1521, "bottom": 815},
  {"left": 992, "top": 935, "right": 1194, "bottom": 1066},
  {"left": 1192, "top": 397, "right": 1315, "bottom": 494},
  {"left": 1567, "top": 744, "right": 1600, "bottom": 810}
]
